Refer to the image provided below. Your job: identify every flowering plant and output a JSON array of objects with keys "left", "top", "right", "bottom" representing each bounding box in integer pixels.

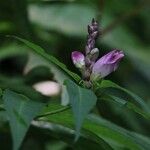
[
  {"left": 1, "top": 18, "right": 149, "bottom": 150},
  {"left": 72, "top": 19, "right": 124, "bottom": 86}
]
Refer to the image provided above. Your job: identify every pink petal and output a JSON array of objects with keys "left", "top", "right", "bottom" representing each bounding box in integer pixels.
[
  {"left": 71, "top": 51, "right": 85, "bottom": 68},
  {"left": 92, "top": 50, "right": 124, "bottom": 78}
]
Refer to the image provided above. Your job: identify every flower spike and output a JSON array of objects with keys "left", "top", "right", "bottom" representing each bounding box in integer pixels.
[
  {"left": 85, "top": 18, "right": 99, "bottom": 54},
  {"left": 71, "top": 19, "right": 124, "bottom": 85}
]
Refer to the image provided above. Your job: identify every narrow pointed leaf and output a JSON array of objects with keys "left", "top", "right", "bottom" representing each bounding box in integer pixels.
[
  {"left": 100, "top": 80, "right": 150, "bottom": 113},
  {"left": 88, "top": 114, "right": 150, "bottom": 150},
  {"left": 32, "top": 120, "right": 114, "bottom": 150},
  {"left": 9, "top": 36, "right": 81, "bottom": 83},
  {"left": 3, "top": 90, "right": 45, "bottom": 150},
  {"left": 65, "top": 79, "right": 97, "bottom": 141},
  {"left": 41, "top": 109, "right": 150, "bottom": 150},
  {"left": 101, "top": 95, "right": 150, "bottom": 120}
]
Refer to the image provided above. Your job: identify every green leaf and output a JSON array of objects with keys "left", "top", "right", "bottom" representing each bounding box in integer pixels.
[
  {"left": 33, "top": 120, "right": 113, "bottom": 150},
  {"left": 100, "top": 80, "right": 150, "bottom": 113},
  {"left": 35, "top": 102, "right": 113, "bottom": 149},
  {"left": 101, "top": 94, "right": 150, "bottom": 120},
  {"left": 65, "top": 79, "right": 97, "bottom": 141},
  {"left": 39, "top": 102, "right": 69, "bottom": 115},
  {"left": 10, "top": 36, "right": 81, "bottom": 83},
  {"left": 87, "top": 114, "right": 150, "bottom": 150},
  {"left": 41, "top": 110, "right": 150, "bottom": 150},
  {"left": 3, "top": 90, "right": 45, "bottom": 150}
]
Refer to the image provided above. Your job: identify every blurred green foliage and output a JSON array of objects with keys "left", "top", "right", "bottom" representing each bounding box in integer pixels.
[{"left": 0, "top": 0, "right": 149, "bottom": 149}]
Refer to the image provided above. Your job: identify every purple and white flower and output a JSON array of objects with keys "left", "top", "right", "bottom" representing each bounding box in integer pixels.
[
  {"left": 71, "top": 19, "right": 124, "bottom": 84},
  {"left": 71, "top": 51, "right": 85, "bottom": 69},
  {"left": 91, "top": 50, "right": 124, "bottom": 79}
]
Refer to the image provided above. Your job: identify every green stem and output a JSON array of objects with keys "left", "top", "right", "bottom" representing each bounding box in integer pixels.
[{"left": 36, "top": 106, "right": 70, "bottom": 119}]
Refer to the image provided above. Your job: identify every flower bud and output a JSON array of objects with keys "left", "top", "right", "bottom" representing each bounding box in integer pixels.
[
  {"left": 89, "top": 48, "right": 99, "bottom": 62},
  {"left": 85, "top": 18, "right": 99, "bottom": 54},
  {"left": 91, "top": 31, "right": 99, "bottom": 39},
  {"left": 92, "top": 18, "right": 98, "bottom": 26},
  {"left": 91, "top": 50, "right": 124, "bottom": 80},
  {"left": 88, "top": 25, "right": 93, "bottom": 34},
  {"left": 88, "top": 40, "right": 95, "bottom": 51},
  {"left": 71, "top": 51, "right": 85, "bottom": 69}
]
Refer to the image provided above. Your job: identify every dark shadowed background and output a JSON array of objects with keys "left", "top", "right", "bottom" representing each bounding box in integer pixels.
[{"left": 0, "top": 0, "right": 149, "bottom": 150}]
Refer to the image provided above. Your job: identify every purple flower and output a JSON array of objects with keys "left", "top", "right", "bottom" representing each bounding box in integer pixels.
[
  {"left": 71, "top": 51, "right": 85, "bottom": 69},
  {"left": 91, "top": 50, "right": 124, "bottom": 79},
  {"left": 71, "top": 19, "right": 124, "bottom": 84}
]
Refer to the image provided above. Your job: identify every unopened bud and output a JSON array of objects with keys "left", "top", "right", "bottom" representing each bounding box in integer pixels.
[
  {"left": 91, "top": 31, "right": 99, "bottom": 39},
  {"left": 71, "top": 51, "right": 85, "bottom": 69},
  {"left": 89, "top": 48, "right": 99, "bottom": 62}
]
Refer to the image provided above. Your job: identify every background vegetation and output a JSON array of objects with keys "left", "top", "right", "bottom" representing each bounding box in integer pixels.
[{"left": 0, "top": 0, "right": 149, "bottom": 150}]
